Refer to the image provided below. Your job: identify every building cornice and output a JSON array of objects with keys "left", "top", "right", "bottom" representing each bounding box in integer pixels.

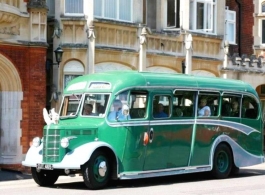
[
  {"left": 17, "top": 40, "right": 49, "bottom": 47},
  {"left": 27, "top": 0, "right": 48, "bottom": 10}
]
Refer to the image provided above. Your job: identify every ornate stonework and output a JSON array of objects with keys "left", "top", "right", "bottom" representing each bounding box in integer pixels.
[
  {"left": 0, "top": 23, "right": 20, "bottom": 35},
  {"left": 0, "top": 12, "right": 20, "bottom": 24}
]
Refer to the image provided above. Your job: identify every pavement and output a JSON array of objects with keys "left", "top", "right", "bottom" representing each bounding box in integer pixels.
[
  {"left": 0, "top": 163, "right": 265, "bottom": 182},
  {"left": 0, "top": 168, "right": 32, "bottom": 182}
]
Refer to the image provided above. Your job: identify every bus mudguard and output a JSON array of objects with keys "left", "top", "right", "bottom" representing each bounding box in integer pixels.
[
  {"left": 210, "top": 135, "right": 264, "bottom": 169},
  {"left": 23, "top": 141, "right": 117, "bottom": 169},
  {"left": 22, "top": 144, "right": 43, "bottom": 167},
  {"left": 53, "top": 141, "right": 117, "bottom": 169}
]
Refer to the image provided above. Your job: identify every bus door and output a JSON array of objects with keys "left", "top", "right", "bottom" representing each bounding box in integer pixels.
[
  {"left": 191, "top": 91, "right": 220, "bottom": 166},
  {"left": 166, "top": 90, "right": 196, "bottom": 168},
  {"left": 121, "top": 90, "right": 149, "bottom": 172},
  {"left": 216, "top": 93, "right": 242, "bottom": 158},
  {"left": 143, "top": 92, "right": 173, "bottom": 170},
  {"left": 241, "top": 95, "right": 262, "bottom": 136}
]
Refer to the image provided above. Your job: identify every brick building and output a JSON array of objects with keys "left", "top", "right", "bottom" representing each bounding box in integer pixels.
[{"left": 0, "top": 0, "right": 47, "bottom": 170}]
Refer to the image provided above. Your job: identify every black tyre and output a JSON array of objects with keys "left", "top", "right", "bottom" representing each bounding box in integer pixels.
[
  {"left": 211, "top": 144, "right": 232, "bottom": 179},
  {"left": 82, "top": 150, "right": 110, "bottom": 190},
  {"left": 230, "top": 164, "right": 240, "bottom": 176},
  {"left": 31, "top": 167, "right": 59, "bottom": 186}
]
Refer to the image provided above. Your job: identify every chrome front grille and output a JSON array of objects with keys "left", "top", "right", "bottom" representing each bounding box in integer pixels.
[{"left": 43, "top": 128, "right": 60, "bottom": 163}]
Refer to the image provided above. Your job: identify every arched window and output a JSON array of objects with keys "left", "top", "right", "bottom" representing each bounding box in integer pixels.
[
  {"left": 95, "top": 62, "right": 132, "bottom": 73},
  {"left": 192, "top": 70, "right": 216, "bottom": 77},
  {"left": 64, "top": 60, "right": 84, "bottom": 88}
]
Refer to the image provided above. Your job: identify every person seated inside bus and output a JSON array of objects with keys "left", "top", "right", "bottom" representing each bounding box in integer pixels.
[
  {"left": 153, "top": 103, "right": 168, "bottom": 118},
  {"left": 83, "top": 104, "right": 97, "bottom": 116},
  {"left": 173, "top": 106, "right": 183, "bottom": 117},
  {"left": 108, "top": 99, "right": 130, "bottom": 121},
  {"left": 221, "top": 100, "right": 231, "bottom": 116},
  {"left": 198, "top": 98, "right": 211, "bottom": 116},
  {"left": 96, "top": 103, "right": 105, "bottom": 115},
  {"left": 230, "top": 101, "right": 239, "bottom": 117}
]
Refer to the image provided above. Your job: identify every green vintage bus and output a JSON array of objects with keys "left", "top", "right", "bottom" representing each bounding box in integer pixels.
[{"left": 22, "top": 71, "right": 264, "bottom": 189}]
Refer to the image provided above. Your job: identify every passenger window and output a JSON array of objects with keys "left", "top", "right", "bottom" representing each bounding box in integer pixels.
[
  {"left": 198, "top": 92, "right": 220, "bottom": 117},
  {"left": 221, "top": 95, "right": 241, "bottom": 117},
  {"left": 108, "top": 91, "right": 130, "bottom": 121},
  {"left": 173, "top": 91, "right": 196, "bottom": 117},
  {"left": 242, "top": 96, "right": 258, "bottom": 119},
  {"left": 153, "top": 95, "right": 170, "bottom": 119},
  {"left": 129, "top": 91, "right": 148, "bottom": 119}
]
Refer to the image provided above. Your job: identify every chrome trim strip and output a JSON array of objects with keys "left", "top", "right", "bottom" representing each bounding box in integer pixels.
[
  {"left": 119, "top": 165, "right": 211, "bottom": 180},
  {"left": 108, "top": 119, "right": 260, "bottom": 135},
  {"left": 196, "top": 119, "right": 260, "bottom": 135}
]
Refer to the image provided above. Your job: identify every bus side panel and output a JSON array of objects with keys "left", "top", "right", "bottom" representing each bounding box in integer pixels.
[
  {"left": 143, "top": 123, "right": 173, "bottom": 170},
  {"left": 98, "top": 124, "right": 129, "bottom": 173},
  {"left": 190, "top": 123, "right": 220, "bottom": 166},
  {"left": 239, "top": 118, "right": 263, "bottom": 156},
  {"left": 167, "top": 123, "right": 193, "bottom": 168},
  {"left": 122, "top": 124, "right": 148, "bottom": 172},
  {"left": 190, "top": 120, "right": 240, "bottom": 166}
]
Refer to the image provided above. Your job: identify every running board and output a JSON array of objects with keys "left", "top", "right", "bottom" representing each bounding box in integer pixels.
[{"left": 119, "top": 165, "right": 212, "bottom": 180}]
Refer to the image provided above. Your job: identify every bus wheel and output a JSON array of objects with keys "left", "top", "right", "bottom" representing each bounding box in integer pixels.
[
  {"left": 230, "top": 164, "right": 240, "bottom": 176},
  {"left": 31, "top": 167, "right": 59, "bottom": 186},
  {"left": 82, "top": 151, "right": 110, "bottom": 190},
  {"left": 211, "top": 144, "right": 232, "bottom": 179}
]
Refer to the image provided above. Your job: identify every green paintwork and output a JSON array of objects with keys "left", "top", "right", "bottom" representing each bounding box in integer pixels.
[
  {"left": 64, "top": 71, "right": 255, "bottom": 95},
  {"left": 42, "top": 70, "right": 263, "bottom": 175}
]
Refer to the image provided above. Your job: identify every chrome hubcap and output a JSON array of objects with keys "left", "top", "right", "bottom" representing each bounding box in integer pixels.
[{"left": 98, "top": 161, "right": 107, "bottom": 177}]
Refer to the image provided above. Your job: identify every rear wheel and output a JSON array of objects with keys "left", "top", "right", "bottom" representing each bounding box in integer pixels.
[
  {"left": 31, "top": 167, "right": 59, "bottom": 186},
  {"left": 230, "top": 164, "right": 240, "bottom": 176},
  {"left": 211, "top": 144, "right": 232, "bottom": 179},
  {"left": 82, "top": 151, "right": 110, "bottom": 190}
]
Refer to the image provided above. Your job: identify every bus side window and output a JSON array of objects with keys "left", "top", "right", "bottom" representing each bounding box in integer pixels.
[
  {"left": 173, "top": 91, "right": 196, "bottom": 117},
  {"left": 198, "top": 93, "right": 219, "bottom": 117},
  {"left": 242, "top": 96, "right": 258, "bottom": 119},
  {"left": 153, "top": 95, "right": 170, "bottom": 119},
  {"left": 129, "top": 91, "right": 148, "bottom": 119},
  {"left": 221, "top": 95, "right": 241, "bottom": 118}
]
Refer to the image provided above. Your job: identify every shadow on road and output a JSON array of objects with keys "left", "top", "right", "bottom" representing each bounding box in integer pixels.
[
  {"left": 52, "top": 168, "right": 265, "bottom": 190},
  {"left": 0, "top": 169, "right": 32, "bottom": 182}
]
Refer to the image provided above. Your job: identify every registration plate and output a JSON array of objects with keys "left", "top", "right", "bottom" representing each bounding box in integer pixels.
[{"left": 36, "top": 163, "right": 53, "bottom": 170}]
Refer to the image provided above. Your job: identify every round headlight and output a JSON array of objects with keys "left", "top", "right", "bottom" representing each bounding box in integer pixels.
[
  {"left": 32, "top": 137, "right": 41, "bottom": 147},
  {"left": 60, "top": 137, "right": 69, "bottom": 148}
]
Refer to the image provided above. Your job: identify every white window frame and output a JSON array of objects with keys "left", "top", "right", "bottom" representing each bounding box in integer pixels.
[
  {"left": 190, "top": 0, "right": 216, "bottom": 34},
  {"left": 65, "top": 0, "right": 84, "bottom": 16},
  {"left": 225, "top": 9, "right": 236, "bottom": 45},
  {"left": 94, "top": 0, "right": 133, "bottom": 22},
  {"left": 166, "top": 0, "right": 180, "bottom": 28}
]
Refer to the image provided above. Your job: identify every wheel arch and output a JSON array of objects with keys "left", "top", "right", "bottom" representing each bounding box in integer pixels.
[
  {"left": 79, "top": 143, "right": 119, "bottom": 180},
  {"left": 209, "top": 135, "right": 235, "bottom": 170},
  {"left": 91, "top": 146, "right": 119, "bottom": 180}
]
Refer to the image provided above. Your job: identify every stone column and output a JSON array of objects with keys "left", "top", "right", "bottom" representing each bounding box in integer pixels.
[
  {"left": 139, "top": 27, "right": 148, "bottom": 72},
  {"left": 86, "top": 0, "right": 95, "bottom": 74},
  {"left": 222, "top": 41, "right": 229, "bottom": 79},
  {"left": 185, "top": 34, "right": 192, "bottom": 74},
  {"left": 87, "top": 22, "right": 95, "bottom": 74}
]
